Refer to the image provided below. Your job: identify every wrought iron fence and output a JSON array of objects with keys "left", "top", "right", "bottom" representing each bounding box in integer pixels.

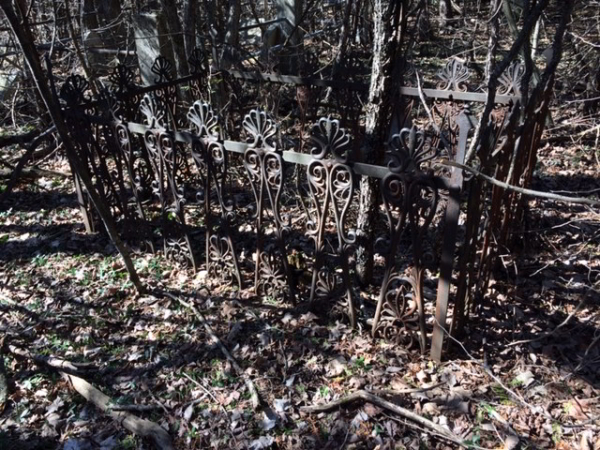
[{"left": 57, "top": 54, "right": 525, "bottom": 361}]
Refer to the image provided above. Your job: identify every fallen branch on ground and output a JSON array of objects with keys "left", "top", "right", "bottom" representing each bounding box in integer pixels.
[
  {"left": 370, "top": 382, "right": 445, "bottom": 397},
  {"left": 109, "top": 403, "right": 166, "bottom": 412},
  {"left": 300, "top": 389, "right": 464, "bottom": 447},
  {"left": 64, "top": 373, "right": 175, "bottom": 450},
  {"left": 440, "top": 159, "right": 600, "bottom": 206},
  {"left": 0, "top": 128, "right": 41, "bottom": 148},
  {"left": 160, "top": 290, "right": 261, "bottom": 409},
  {"left": 4, "top": 341, "right": 174, "bottom": 449},
  {"left": 6, "top": 343, "right": 97, "bottom": 375}
]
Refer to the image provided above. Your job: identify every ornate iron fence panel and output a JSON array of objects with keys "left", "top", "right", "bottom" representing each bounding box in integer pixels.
[
  {"left": 188, "top": 101, "right": 242, "bottom": 288},
  {"left": 140, "top": 94, "right": 196, "bottom": 270},
  {"left": 306, "top": 117, "right": 357, "bottom": 327},
  {"left": 372, "top": 126, "right": 441, "bottom": 353},
  {"left": 242, "top": 109, "right": 295, "bottom": 301}
]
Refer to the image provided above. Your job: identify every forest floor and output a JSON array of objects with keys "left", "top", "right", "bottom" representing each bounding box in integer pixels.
[{"left": 0, "top": 114, "right": 599, "bottom": 450}]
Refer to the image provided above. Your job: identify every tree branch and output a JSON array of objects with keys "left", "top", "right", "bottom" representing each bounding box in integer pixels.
[
  {"left": 301, "top": 390, "right": 465, "bottom": 447},
  {"left": 440, "top": 159, "right": 600, "bottom": 206}
]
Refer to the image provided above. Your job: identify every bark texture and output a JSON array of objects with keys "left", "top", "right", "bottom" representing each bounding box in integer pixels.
[{"left": 356, "top": 0, "right": 407, "bottom": 286}]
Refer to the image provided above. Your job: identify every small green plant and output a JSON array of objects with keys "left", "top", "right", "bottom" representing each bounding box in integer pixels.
[
  {"left": 551, "top": 422, "right": 562, "bottom": 445},
  {"left": 22, "top": 375, "right": 44, "bottom": 390},
  {"left": 491, "top": 384, "right": 513, "bottom": 405},
  {"left": 50, "top": 335, "right": 71, "bottom": 352},
  {"left": 264, "top": 295, "right": 278, "bottom": 305},
  {"left": 463, "top": 430, "right": 481, "bottom": 449},
  {"left": 120, "top": 435, "right": 137, "bottom": 449},
  {"left": 319, "top": 423, "right": 329, "bottom": 439},
  {"left": 476, "top": 402, "right": 496, "bottom": 423},
  {"left": 186, "top": 425, "right": 199, "bottom": 439},
  {"left": 33, "top": 255, "right": 48, "bottom": 267},
  {"left": 352, "top": 356, "right": 371, "bottom": 372},
  {"left": 319, "top": 385, "right": 330, "bottom": 397},
  {"left": 510, "top": 377, "right": 524, "bottom": 388}
]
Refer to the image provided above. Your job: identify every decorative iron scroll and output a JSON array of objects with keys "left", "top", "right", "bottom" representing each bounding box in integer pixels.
[
  {"left": 55, "top": 61, "right": 523, "bottom": 361},
  {"left": 242, "top": 109, "right": 295, "bottom": 300},
  {"left": 499, "top": 61, "right": 525, "bottom": 97},
  {"left": 147, "top": 56, "right": 178, "bottom": 130},
  {"left": 436, "top": 58, "right": 470, "bottom": 92},
  {"left": 372, "top": 126, "right": 440, "bottom": 354},
  {"left": 112, "top": 117, "right": 156, "bottom": 251},
  {"left": 188, "top": 48, "right": 209, "bottom": 100},
  {"left": 108, "top": 64, "right": 142, "bottom": 121},
  {"left": 431, "top": 59, "right": 473, "bottom": 165},
  {"left": 306, "top": 117, "right": 356, "bottom": 327},
  {"left": 187, "top": 101, "right": 242, "bottom": 287},
  {"left": 140, "top": 94, "right": 196, "bottom": 269}
]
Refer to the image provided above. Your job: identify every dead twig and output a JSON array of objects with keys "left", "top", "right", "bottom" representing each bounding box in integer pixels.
[
  {"left": 370, "top": 382, "right": 445, "bottom": 397},
  {"left": 109, "top": 403, "right": 165, "bottom": 412},
  {"left": 181, "top": 372, "right": 229, "bottom": 419},
  {"left": 6, "top": 344, "right": 97, "bottom": 375},
  {"left": 440, "top": 159, "right": 600, "bottom": 206},
  {"left": 300, "top": 389, "right": 465, "bottom": 447},
  {"left": 3, "top": 339, "right": 173, "bottom": 449}
]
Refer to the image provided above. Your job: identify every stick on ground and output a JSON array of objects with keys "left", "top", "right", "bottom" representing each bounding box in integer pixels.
[
  {"left": 4, "top": 342, "right": 174, "bottom": 450},
  {"left": 64, "top": 373, "right": 175, "bottom": 450},
  {"left": 300, "top": 389, "right": 464, "bottom": 447}
]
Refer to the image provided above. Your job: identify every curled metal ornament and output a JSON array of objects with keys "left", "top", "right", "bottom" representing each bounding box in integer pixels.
[
  {"left": 140, "top": 94, "right": 166, "bottom": 130},
  {"left": 188, "top": 48, "right": 208, "bottom": 77},
  {"left": 243, "top": 109, "right": 293, "bottom": 300},
  {"left": 498, "top": 61, "right": 525, "bottom": 97},
  {"left": 109, "top": 64, "right": 136, "bottom": 94},
  {"left": 243, "top": 109, "right": 277, "bottom": 151},
  {"left": 374, "top": 273, "right": 422, "bottom": 350},
  {"left": 140, "top": 95, "right": 196, "bottom": 270},
  {"left": 315, "top": 267, "right": 342, "bottom": 299},
  {"left": 165, "top": 237, "right": 195, "bottom": 269},
  {"left": 188, "top": 101, "right": 219, "bottom": 138},
  {"left": 257, "top": 249, "right": 288, "bottom": 298},
  {"left": 60, "top": 74, "right": 90, "bottom": 106},
  {"left": 115, "top": 122, "right": 151, "bottom": 217},
  {"left": 306, "top": 118, "right": 356, "bottom": 326},
  {"left": 188, "top": 102, "right": 242, "bottom": 288},
  {"left": 373, "top": 126, "right": 440, "bottom": 352},
  {"left": 387, "top": 126, "right": 438, "bottom": 174},
  {"left": 208, "top": 234, "right": 238, "bottom": 285},
  {"left": 309, "top": 117, "right": 351, "bottom": 162},
  {"left": 436, "top": 58, "right": 470, "bottom": 92},
  {"left": 151, "top": 56, "right": 174, "bottom": 84}
]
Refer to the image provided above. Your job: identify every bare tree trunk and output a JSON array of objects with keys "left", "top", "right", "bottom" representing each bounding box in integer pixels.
[
  {"left": 183, "top": 0, "right": 198, "bottom": 58},
  {"left": 80, "top": 0, "right": 98, "bottom": 32},
  {"left": 0, "top": 0, "right": 144, "bottom": 293},
  {"left": 356, "top": 0, "right": 408, "bottom": 286},
  {"left": 221, "top": 0, "right": 242, "bottom": 68},
  {"left": 439, "top": 0, "right": 452, "bottom": 30},
  {"left": 160, "top": 0, "right": 189, "bottom": 77}
]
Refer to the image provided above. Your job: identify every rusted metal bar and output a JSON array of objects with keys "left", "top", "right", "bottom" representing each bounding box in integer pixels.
[{"left": 430, "top": 108, "right": 474, "bottom": 363}]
